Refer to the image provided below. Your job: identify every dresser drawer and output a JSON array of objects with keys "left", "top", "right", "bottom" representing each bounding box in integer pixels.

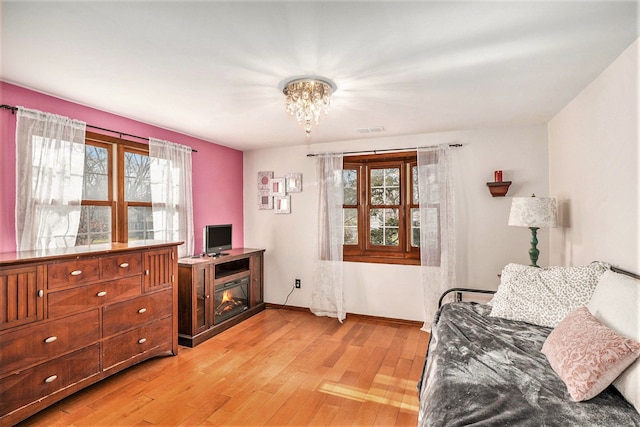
[
  {"left": 0, "top": 344, "right": 100, "bottom": 416},
  {"left": 47, "top": 276, "right": 142, "bottom": 319},
  {"left": 103, "top": 317, "right": 172, "bottom": 369},
  {"left": 47, "top": 258, "right": 101, "bottom": 289},
  {"left": 102, "top": 289, "right": 172, "bottom": 338},
  {"left": 102, "top": 253, "right": 143, "bottom": 280},
  {"left": 0, "top": 310, "right": 99, "bottom": 377}
]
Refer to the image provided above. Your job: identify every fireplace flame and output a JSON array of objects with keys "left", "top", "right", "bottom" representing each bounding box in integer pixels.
[
  {"left": 216, "top": 289, "right": 245, "bottom": 317},
  {"left": 221, "top": 290, "right": 233, "bottom": 304}
]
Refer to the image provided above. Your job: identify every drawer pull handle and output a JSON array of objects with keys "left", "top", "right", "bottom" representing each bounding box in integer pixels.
[
  {"left": 70, "top": 270, "right": 82, "bottom": 276},
  {"left": 44, "top": 336, "right": 58, "bottom": 343},
  {"left": 97, "top": 291, "right": 107, "bottom": 297},
  {"left": 45, "top": 375, "right": 58, "bottom": 383},
  {"left": 38, "top": 289, "right": 44, "bottom": 298},
  {"left": 138, "top": 338, "right": 147, "bottom": 344},
  {"left": 138, "top": 308, "right": 147, "bottom": 314},
  {"left": 119, "top": 262, "right": 129, "bottom": 268}
]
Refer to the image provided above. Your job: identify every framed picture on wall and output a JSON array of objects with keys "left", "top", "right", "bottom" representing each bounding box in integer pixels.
[
  {"left": 257, "top": 191, "right": 273, "bottom": 210},
  {"left": 285, "top": 173, "right": 302, "bottom": 193},
  {"left": 257, "top": 171, "right": 274, "bottom": 191},
  {"left": 269, "top": 177, "right": 286, "bottom": 196},
  {"left": 274, "top": 195, "right": 291, "bottom": 214}
]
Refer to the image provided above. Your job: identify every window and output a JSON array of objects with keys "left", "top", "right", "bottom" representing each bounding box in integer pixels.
[
  {"left": 343, "top": 151, "right": 423, "bottom": 265},
  {"left": 77, "top": 140, "right": 113, "bottom": 245},
  {"left": 77, "top": 131, "right": 152, "bottom": 245},
  {"left": 120, "top": 146, "right": 153, "bottom": 242}
]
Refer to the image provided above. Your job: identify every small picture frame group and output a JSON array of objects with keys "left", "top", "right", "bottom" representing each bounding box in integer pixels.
[{"left": 257, "top": 171, "right": 302, "bottom": 213}]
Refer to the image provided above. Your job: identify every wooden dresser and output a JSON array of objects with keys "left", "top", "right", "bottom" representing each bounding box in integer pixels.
[{"left": 0, "top": 241, "right": 180, "bottom": 426}]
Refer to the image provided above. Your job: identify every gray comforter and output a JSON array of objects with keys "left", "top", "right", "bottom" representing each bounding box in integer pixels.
[{"left": 418, "top": 302, "right": 640, "bottom": 426}]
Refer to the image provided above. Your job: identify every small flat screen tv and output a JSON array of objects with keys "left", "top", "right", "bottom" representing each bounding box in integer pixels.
[{"left": 203, "top": 224, "right": 232, "bottom": 257}]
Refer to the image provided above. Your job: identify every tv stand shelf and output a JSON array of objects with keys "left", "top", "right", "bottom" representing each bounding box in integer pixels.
[{"left": 177, "top": 248, "right": 264, "bottom": 347}]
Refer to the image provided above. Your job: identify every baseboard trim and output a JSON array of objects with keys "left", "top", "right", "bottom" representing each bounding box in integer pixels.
[{"left": 264, "top": 303, "right": 424, "bottom": 327}]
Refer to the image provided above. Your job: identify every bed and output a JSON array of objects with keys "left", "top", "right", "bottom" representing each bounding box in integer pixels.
[{"left": 418, "top": 262, "right": 640, "bottom": 426}]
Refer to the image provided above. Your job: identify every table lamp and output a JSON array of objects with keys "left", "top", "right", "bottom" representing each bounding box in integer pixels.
[{"left": 508, "top": 194, "right": 557, "bottom": 267}]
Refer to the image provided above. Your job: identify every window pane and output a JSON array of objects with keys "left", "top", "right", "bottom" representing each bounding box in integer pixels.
[
  {"left": 411, "top": 208, "right": 420, "bottom": 247},
  {"left": 83, "top": 145, "right": 109, "bottom": 200},
  {"left": 370, "top": 168, "right": 399, "bottom": 205},
  {"left": 412, "top": 166, "right": 419, "bottom": 204},
  {"left": 124, "top": 152, "right": 151, "bottom": 202},
  {"left": 343, "top": 169, "right": 357, "bottom": 205},
  {"left": 370, "top": 208, "right": 399, "bottom": 246},
  {"left": 128, "top": 206, "right": 154, "bottom": 241},
  {"left": 344, "top": 208, "right": 358, "bottom": 244},
  {"left": 424, "top": 207, "right": 439, "bottom": 252},
  {"left": 412, "top": 207, "right": 439, "bottom": 251},
  {"left": 76, "top": 206, "right": 111, "bottom": 245}
]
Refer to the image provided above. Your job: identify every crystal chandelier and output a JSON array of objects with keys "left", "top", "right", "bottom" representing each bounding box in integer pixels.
[{"left": 282, "top": 77, "right": 336, "bottom": 136}]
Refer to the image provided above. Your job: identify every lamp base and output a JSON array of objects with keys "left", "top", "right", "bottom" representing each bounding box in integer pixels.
[{"left": 528, "top": 227, "right": 540, "bottom": 267}]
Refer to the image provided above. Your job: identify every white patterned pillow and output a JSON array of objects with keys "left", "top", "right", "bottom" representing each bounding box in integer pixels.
[
  {"left": 587, "top": 270, "right": 640, "bottom": 412},
  {"left": 489, "top": 262, "right": 609, "bottom": 328}
]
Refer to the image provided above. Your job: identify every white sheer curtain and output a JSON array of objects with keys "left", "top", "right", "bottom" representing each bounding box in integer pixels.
[
  {"left": 311, "top": 153, "right": 345, "bottom": 322},
  {"left": 15, "top": 107, "right": 86, "bottom": 251},
  {"left": 418, "top": 145, "right": 456, "bottom": 330},
  {"left": 149, "top": 138, "right": 194, "bottom": 258}
]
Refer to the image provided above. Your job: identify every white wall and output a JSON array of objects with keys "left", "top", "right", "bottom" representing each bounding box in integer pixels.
[
  {"left": 548, "top": 39, "right": 639, "bottom": 272},
  {"left": 244, "top": 125, "right": 549, "bottom": 321}
]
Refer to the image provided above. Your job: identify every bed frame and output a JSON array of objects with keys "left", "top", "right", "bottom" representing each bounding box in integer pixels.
[{"left": 438, "top": 263, "right": 639, "bottom": 308}]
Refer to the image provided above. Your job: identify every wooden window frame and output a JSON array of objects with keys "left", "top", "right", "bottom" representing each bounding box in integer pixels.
[
  {"left": 81, "top": 131, "right": 150, "bottom": 244},
  {"left": 343, "top": 151, "right": 420, "bottom": 266}
]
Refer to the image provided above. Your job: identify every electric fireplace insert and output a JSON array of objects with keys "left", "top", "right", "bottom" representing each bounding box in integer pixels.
[{"left": 213, "top": 277, "right": 249, "bottom": 324}]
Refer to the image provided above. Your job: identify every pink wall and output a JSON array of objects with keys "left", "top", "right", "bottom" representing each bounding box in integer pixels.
[{"left": 0, "top": 82, "right": 244, "bottom": 254}]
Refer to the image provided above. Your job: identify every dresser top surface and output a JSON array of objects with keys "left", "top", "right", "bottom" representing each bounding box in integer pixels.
[{"left": 0, "top": 241, "right": 182, "bottom": 266}]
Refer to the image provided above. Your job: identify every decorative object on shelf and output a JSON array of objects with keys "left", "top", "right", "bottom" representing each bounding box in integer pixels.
[
  {"left": 487, "top": 181, "right": 512, "bottom": 197},
  {"left": 508, "top": 194, "right": 557, "bottom": 267},
  {"left": 274, "top": 195, "right": 291, "bottom": 214},
  {"left": 257, "top": 191, "right": 273, "bottom": 210},
  {"left": 494, "top": 170, "right": 503, "bottom": 182},
  {"left": 269, "top": 177, "right": 286, "bottom": 196},
  {"left": 285, "top": 173, "right": 302, "bottom": 193},
  {"left": 257, "top": 171, "right": 273, "bottom": 191},
  {"left": 281, "top": 76, "right": 337, "bottom": 136}
]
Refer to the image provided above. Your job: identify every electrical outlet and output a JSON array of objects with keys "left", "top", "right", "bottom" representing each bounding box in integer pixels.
[{"left": 295, "top": 279, "right": 301, "bottom": 289}]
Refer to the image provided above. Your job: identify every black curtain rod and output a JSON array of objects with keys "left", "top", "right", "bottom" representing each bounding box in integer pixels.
[
  {"left": 1, "top": 104, "right": 197, "bottom": 153},
  {"left": 305, "top": 143, "right": 463, "bottom": 157}
]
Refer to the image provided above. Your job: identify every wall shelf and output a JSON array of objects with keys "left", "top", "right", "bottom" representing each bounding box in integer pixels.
[{"left": 486, "top": 181, "right": 512, "bottom": 197}]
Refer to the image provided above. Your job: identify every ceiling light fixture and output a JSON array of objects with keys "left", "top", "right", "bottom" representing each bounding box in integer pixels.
[{"left": 282, "top": 77, "right": 336, "bottom": 136}]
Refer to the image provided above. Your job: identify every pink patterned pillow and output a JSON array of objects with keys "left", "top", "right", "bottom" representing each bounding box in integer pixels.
[{"left": 542, "top": 306, "right": 640, "bottom": 401}]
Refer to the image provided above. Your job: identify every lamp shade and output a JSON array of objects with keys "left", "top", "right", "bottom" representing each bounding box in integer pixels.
[{"left": 508, "top": 196, "right": 557, "bottom": 228}]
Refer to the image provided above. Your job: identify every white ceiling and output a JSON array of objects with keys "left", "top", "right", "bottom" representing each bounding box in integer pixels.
[{"left": 1, "top": 1, "right": 638, "bottom": 151}]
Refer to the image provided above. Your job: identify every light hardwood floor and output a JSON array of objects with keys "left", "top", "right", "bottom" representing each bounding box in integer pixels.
[{"left": 17, "top": 308, "right": 430, "bottom": 426}]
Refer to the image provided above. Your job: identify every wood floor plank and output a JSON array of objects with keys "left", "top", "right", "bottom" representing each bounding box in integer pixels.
[
  {"left": 16, "top": 308, "right": 427, "bottom": 427},
  {"left": 265, "top": 388, "right": 312, "bottom": 425}
]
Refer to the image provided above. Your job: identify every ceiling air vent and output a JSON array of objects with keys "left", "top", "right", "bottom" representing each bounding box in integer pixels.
[{"left": 356, "top": 126, "right": 385, "bottom": 134}]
